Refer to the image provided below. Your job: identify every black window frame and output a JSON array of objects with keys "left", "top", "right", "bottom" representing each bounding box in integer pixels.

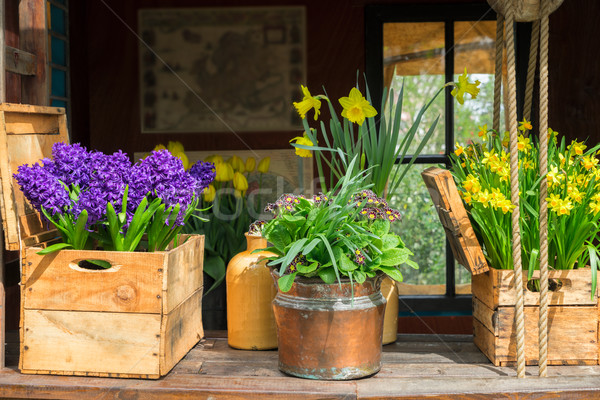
[{"left": 365, "top": 3, "right": 497, "bottom": 315}]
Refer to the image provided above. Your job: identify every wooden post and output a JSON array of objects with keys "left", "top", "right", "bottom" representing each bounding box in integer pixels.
[
  {"left": 1, "top": 0, "right": 6, "bottom": 370},
  {"left": 18, "top": 0, "right": 48, "bottom": 106}
]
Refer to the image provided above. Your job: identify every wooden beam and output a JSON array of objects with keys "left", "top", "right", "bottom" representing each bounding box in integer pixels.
[
  {"left": 4, "top": 46, "right": 36, "bottom": 75},
  {"left": 18, "top": 0, "right": 48, "bottom": 105}
]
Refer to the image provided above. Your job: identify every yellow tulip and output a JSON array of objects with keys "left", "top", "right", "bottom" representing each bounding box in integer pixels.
[
  {"left": 215, "top": 162, "right": 234, "bottom": 182},
  {"left": 153, "top": 144, "right": 167, "bottom": 151},
  {"left": 203, "top": 184, "right": 216, "bottom": 202},
  {"left": 205, "top": 154, "right": 223, "bottom": 164},
  {"left": 228, "top": 155, "right": 245, "bottom": 173},
  {"left": 234, "top": 189, "right": 243, "bottom": 198},
  {"left": 171, "top": 151, "right": 190, "bottom": 170},
  {"left": 257, "top": 157, "right": 271, "bottom": 173},
  {"left": 233, "top": 171, "right": 248, "bottom": 193},
  {"left": 245, "top": 157, "right": 256, "bottom": 172},
  {"left": 167, "top": 140, "right": 185, "bottom": 154}
]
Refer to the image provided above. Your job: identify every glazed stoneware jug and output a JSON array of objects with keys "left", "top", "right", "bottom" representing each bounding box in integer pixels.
[{"left": 226, "top": 234, "right": 277, "bottom": 350}]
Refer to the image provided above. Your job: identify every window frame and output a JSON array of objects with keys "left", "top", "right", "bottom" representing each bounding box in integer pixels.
[{"left": 365, "top": 3, "right": 497, "bottom": 315}]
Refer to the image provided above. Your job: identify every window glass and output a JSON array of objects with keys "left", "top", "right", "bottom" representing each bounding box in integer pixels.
[
  {"left": 51, "top": 36, "right": 67, "bottom": 66},
  {"left": 51, "top": 68, "right": 67, "bottom": 97},
  {"left": 50, "top": 4, "right": 66, "bottom": 35}
]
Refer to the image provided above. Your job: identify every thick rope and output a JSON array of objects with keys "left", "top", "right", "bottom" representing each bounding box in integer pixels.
[
  {"left": 538, "top": 0, "right": 551, "bottom": 378},
  {"left": 523, "top": 19, "right": 540, "bottom": 122},
  {"left": 505, "top": 2, "right": 527, "bottom": 378},
  {"left": 493, "top": 13, "right": 504, "bottom": 133}
]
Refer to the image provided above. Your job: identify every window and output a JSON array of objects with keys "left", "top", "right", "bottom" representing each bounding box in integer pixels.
[
  {"left": 47, "top": 0, "right": 70, "bottom": 114},
  {"left": 366, "top": 4, "right": 498, "bottom": 314}
]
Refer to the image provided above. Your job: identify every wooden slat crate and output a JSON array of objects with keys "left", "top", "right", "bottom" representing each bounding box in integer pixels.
[
  {"left": 20, "top": 235, "right": 205, "bottom": 378},
  {"left": 0, "top": 104, "right": 205, "bottom": 378},
  {"left": 422, "top": 166, "right": 599, "bottom": 366}
]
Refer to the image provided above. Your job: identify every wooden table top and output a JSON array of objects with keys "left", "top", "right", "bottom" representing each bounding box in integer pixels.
[{"left": 2, "top": 331, "right": 600, "bottom": 399}]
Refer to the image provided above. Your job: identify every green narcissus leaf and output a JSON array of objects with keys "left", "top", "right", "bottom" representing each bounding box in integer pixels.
[
  {"left": 318, "top": 267, "right": 337, "bottom": 284},
  {"left": 382, "top": 234, "right": 400, "bottom": 250},
  {"left": 380, "top": 247, "right": 411, "bottom": 266},
  {"left": 278, "top": 272, "right": 297, "bottom": 292}
]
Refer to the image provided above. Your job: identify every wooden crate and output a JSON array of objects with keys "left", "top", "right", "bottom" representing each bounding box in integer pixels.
[
  {"left": 19, "top": 234, "right": 205, "bottom": 379},
  {"left": 422, "top": 167, "right": 600, "bottom": 366},
  {"left": 472, "top": 268, "right": 599, "bottom": 366}
]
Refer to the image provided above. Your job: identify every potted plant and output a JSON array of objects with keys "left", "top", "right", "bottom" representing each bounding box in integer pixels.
[
  {"left": 260, "top": 156, "right": 417, "bottom": 380},
  {"left": 13, "top": 142, "right": 215, "bottom": 378},
  {"left": 450, "top": 122, "right": 600, "bottom": 365}
]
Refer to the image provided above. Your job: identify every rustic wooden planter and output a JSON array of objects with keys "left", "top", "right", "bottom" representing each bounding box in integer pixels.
[
  {"left": 19, "top": 235, "right": 205, "bottom": 379},
  {"left": 423, "top": 167, "right": 600, "bottom": 367},
  {"left": 472, "top": 267, "right": 599, "bottom": 366}
]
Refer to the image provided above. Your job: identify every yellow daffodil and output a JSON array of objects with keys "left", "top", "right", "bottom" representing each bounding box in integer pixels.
[
  {"left": 518, "top": 119, "right": 532, "bottom": 132},
  {"left": 568, "top": 187, "right": 584, "bottom": 203},
  {"left": 568, "top": 140, "right": 587, "bottom": 156},
  {"left": 293, "top": 85, "right": 321, "bottom": 120},
  {"left": 502, "top": 131, "right": 510, "bottom": 148},
  {"left": 454, "top": 142, "right": 464, "bottom": 157},
  {"left": 203, "top": 184, "right": 216, "bottom": 202},
  {"left": 290, "top": 133, "right": 315, "bottom": 158},
  {"left": 476, "top": 189, "right": 491, "bottom": 208},
  {"left": 478, "top": 124, "right": 488, "bottom": 141},
  {"left": 215, "top": 162, "right": 234, "bottom": 182},
  {"left": 589, "top": 202, "right": 600, "bottom": 215},
  {"left": 497, "top": 199, "right": 516, "bottom": 214},
  {"left": 233, "top": 171, "right": 248, "bottom": 193},
  {"left": 257, "top": 157, "right": 271, "bottom": 173},
  {"left": 460, "top": 191, "right": 473, "bottom": 205},
  {"left": 205, "top": 154, "right": 223, "bottom": 164},
  {"left": 245, "top": 157, "right": 256, "bottom": 172},
  {"left": 547, "top": 166, "right": 563, "bottom": 187},
  {"left": 482, "top": 150, "right": 499, "bottom": 166},
  {"left": 555, "top": 199, "right": 574, "bottom": 216},
  {"left": 582, "top": 155, "right": 599, "bottom": 170},
  {"left": 548, "top": 127, "right": 558, "bottom": 139},
  {"left": 450, "top": 68, "right": 480, "bottom": 105},
  {"left": 546, "top": 193, "right": 561, "bottom": 209},
  {"left": 517, "top": 135, "right": 532, "bottom": 154},
  {"left": 339, "top": 87, "right": 377, "bottom": 126},
  {"left": 228, "top": 155, "right": 245, "bottom": 173},
  {"left": 463, "top": 174, "right": 481, "bottom": 193}
]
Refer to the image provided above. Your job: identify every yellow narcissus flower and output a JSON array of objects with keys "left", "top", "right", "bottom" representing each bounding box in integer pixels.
[
  {"left": 205, "top": 154, "right": 223, "bottom": 164},
  {"left": 497, "top": 199, "right": 516, "bottom": 214},
  {"left": 582, "top": 155, "right": 599, "bottom": 170},
  {"left": 460, "top": 191, "right": 473, "bottom": 205},
  {"left": 233, "top": 172, "right": 248, "bottom": 193},
  {"left": 555, "top": 199, "right": 574, "bottom": 216},
  {"left": 450, "top": 68, "right": 480, "bottom": 104},
  {"left": 517, "top": 135, "right": 532, "bottom": 154},
  {"left": 478, "top": 124, "right": 488, "bottom": 141},
  {"left": 293, "top": 85, "right": 321, "bottom": 120},
  {"left": 548, "top": 127, "right": 558, "bottom": 139},
  {"left": 463, "top": 174, "right": 481, "bottom": 193},
  {"left": 245, "top": 157, "right": 256, "bottom": 172},
  {"left": 547, "top": 166, "right": 563, "bottom": 187},
  {"left": 518, "top": 119, "right": 532, "bottom": 132},
  {"left": 454, "top": 142, "right": 464, "bottom": 157},
  {"left": 475, "top": 189, "right": 491, "bottom": 208},
  {"left": 290, "top": 133, "right": 315, "bottom": 158},
  {"left": 589, "top": 202, "right": 600, "bottom": 215},
  {"left": 203, "top": 184, "right": 216, "bottom": 202},
  {"left": 547, "top": 194, "right": 562, "bottom": 209},
  {"left": 339, "top": 87, "right": 377, "bottom": 126},
  {"left": 228, "top": 155, "right": 245, "bottom": 173},
  {"left": 502, "top": 131, "right": 510, "bottom": 148},
  {"left": 568, "top": 186, "right": 584, "bottom": 203},
  {"left": 568, "top": 140, "right": 587, "bottom": 156},
  {"left": 215, "top": 162, "right": 234, "bottom": 182},
  {"left": 257, "top": 157, "right": 271, "bottom": 173}
]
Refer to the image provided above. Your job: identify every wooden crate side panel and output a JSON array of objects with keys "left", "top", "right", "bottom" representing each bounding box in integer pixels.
[
  {"left": 159, "top": 288, "right": 204, "bottom": 375},
  {"left": 164, "top": 235, "right": 204, "bottom": 313},
  {"left": 472, "top": 297, "right": 497, "bottom": 336},
  {"left": 494, "top": 305, "right": 598, "bottom": 365},
  {"left": 23, "top": 248, "right": 165, "bottom": 314},
  {"left": 421, "top": 167, "right": 488, "bottom": 275},
  {"left": 4, "top": 111, "right": 60, "bottom": 134},
  {"left": 21, "top": 309, "right": 162, "bottom": 376},
  {"left": 472, "top": 318, "right": 498, "bottom": 366},
  {"left": 493, "top": 268, "right": 596, "bottom": 307},
  {"left": 471, "top": 270, "right": 499, "bottom": 312}
]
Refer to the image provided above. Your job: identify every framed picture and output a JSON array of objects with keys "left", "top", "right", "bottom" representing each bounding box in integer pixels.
[{"left": 138, "top": 7, "right": 306, "bottom": 133}]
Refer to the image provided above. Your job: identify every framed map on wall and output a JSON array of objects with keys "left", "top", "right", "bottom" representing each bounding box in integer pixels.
[{"left": 138, "top": 7, "right": 306, "bottom": 133}]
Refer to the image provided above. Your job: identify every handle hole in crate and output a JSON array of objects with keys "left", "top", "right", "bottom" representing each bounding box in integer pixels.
[
  {"left": 69, "top": 259, "right": 120, "bottom": 272},
  {"left": 526, "top": 278, "right": 564, "bottom": 292}
]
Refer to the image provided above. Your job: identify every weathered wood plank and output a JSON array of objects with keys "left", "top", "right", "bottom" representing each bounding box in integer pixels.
[
  {"left": 4, "top": 45, "right": 36, "bottom": 76},
  {"left": 421, "top": 167, "right": 488, "bottom": 275},
  {"left": 164, "top": 235, "right": 204, "bottom": 313},
  {"left": 20, "top": 309, "right": 162, "bottom": 377},
  {"left": 18, "top": 0, "right": 49, "bottom": 105}
]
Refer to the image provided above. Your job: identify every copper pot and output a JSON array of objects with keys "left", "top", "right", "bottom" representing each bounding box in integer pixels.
[{"left": 271, "top": 272, "right": 386, "bottom": 380}]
